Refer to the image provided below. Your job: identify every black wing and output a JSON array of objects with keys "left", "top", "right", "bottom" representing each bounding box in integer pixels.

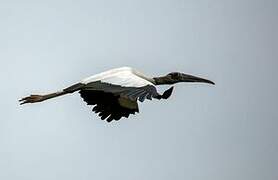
[
  {"left": 79, "top": 90, "right": 139, "bottom": 122},
  {"left": 79, "top": 81, "right": 174, "bottom": 122}
]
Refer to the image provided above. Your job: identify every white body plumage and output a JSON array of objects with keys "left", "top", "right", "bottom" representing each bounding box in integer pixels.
[{"left": 80, "top": 67, "right": 155, "bottom": 87}]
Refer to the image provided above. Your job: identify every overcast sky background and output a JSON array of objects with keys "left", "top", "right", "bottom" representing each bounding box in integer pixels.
[{"left": 0, "top": 0, "right": 278, "bottom": 180}]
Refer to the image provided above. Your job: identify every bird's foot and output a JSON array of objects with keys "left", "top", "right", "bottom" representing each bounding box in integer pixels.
[{"left": 19, "top": 95, "right": 45, "bottom": 105}]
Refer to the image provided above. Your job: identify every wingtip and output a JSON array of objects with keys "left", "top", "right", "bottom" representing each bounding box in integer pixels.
[{"left": 162, "top": 86, "right": 174, "bottom": 99}]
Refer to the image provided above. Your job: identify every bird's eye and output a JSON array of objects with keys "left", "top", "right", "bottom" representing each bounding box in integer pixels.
[{"left": 170, "top": 73, "right": 179, "bottom": 79}]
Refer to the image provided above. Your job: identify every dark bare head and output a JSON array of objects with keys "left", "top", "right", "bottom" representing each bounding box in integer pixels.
[{"left": 153, "top": 72, "right": 215, "bottom": 85}]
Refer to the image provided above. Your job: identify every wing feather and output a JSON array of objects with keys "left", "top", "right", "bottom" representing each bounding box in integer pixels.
[
  {"left": 78, "top": 67, "right": 173, "bottom": 122},
  {"left": 81, "top": 67, "right": 154, "bottom": 87}
]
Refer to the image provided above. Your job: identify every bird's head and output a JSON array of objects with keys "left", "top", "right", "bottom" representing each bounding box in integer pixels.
[{"left": 154, "top": 72, "right": 215, "bottom": 85}]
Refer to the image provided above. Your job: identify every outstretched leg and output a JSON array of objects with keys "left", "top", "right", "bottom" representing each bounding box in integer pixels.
[
  {"left": 19, "top": 91, "right": 67, "bottom": 105},
  {"left": 19, "top": 83, "right": 85, "bottom": 105}
]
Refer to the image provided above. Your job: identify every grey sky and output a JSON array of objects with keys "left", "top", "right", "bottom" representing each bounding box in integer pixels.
[{"left": 0, "top": 0, "right": 278, "bottom": 180}]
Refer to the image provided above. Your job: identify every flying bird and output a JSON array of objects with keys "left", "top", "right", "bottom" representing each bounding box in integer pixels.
[{"left": 19, "top": 67, "right": 214, "bottom": 122}]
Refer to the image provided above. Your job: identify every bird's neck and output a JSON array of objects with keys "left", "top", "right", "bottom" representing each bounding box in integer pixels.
[{"left": 153, "top": 76, "right": 175, "bottom": 85}]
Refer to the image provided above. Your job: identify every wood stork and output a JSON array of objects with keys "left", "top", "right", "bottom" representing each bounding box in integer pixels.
[{"left": 19, "top": 67, "right": 214, "bottom": 122}]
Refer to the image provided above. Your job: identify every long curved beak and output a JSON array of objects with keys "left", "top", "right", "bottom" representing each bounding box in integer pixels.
[{"left": 181, "top": 73, "right": 215, "bottom": 85}]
